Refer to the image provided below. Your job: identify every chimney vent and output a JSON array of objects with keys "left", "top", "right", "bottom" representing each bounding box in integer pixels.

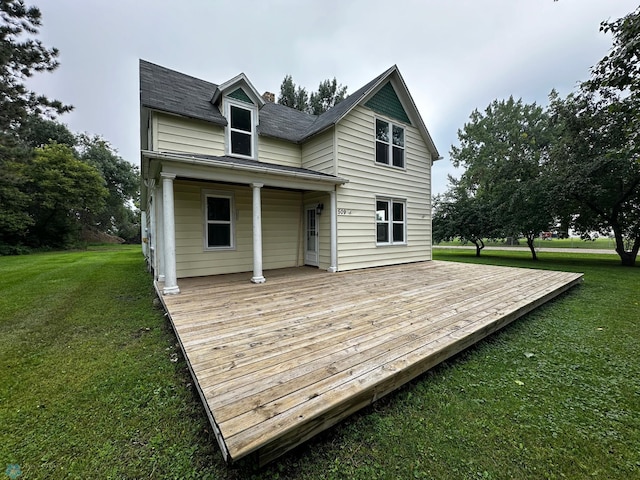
[{"left": 262, "top": 91, "right": 275, "bottom": 103}]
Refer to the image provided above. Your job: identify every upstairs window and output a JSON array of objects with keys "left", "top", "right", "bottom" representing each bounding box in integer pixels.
[
  {"left": 204, "top": 192, "right": 234, "bottom": 249},
  {"left": 230, "top": 104, "right": 253, "bottom": 157},
  {"left": 376, "top": 198, "right": 406, "bottom": 245},
  {"left": 375, "top": 119, "right": 405, "bottom": 168}
]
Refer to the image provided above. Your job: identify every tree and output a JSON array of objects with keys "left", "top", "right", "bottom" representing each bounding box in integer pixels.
[
  {"left": 433, "top": 177, "right": 497, "bottom": 256},
  {"left": 0, "top": 0, "right": 72, "bottom": 133},
  {"left": 0, "top": 139, "right": 32, "bottom": 249},
  {"left": 548, "top": 90, "right": 640, "bottom": 267},
  {"left": 450, "top": 97, "right": 554, "bottom": 260},
  {"left": 76, "top": 135, "right": 140, "bottom": 242},
  {"left": 0, "top": 0, "right": 71, "bottom": 251},
  {"left": 18, "top": 115, "right": 76, "bottom": 148},
  {"left": 24, "top": 144, "right": 107, "bottom": 248},
  {"left": 277, "top": 75, "right": 308, "bottom": 112},
  {"left": 547, "top": 7, "right": 640, "bottom": 267},
  {"left": 309, "top": 78, "right": 347, "bottom": 115},
  {"left": 277, "top": 75, "right": 347, "bottom": 114}
]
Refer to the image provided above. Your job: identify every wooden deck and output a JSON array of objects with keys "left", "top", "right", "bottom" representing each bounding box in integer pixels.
[{"left": 156, "top": 261, "right": 583, "bottom": 465}]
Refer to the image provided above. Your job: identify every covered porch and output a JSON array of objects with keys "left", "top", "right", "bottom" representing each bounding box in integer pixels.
[
  {"left": 156, "top": 260, "right": 583, "bottom": 465},
  {"left": 142, "top": 151, "right": 347, "bottom": 294}
]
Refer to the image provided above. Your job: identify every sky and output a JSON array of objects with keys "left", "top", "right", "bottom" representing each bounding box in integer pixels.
[{"left": 26, "top": 0, "right": 639, "bottom": 196}]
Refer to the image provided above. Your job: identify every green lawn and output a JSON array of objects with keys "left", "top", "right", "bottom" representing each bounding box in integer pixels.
[{"left": 1, "top": 247, "right": 638, "bottom": 479}]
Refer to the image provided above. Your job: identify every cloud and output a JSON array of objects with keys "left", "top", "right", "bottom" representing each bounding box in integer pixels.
[{"left": 24, "top": 0, "right": 638, "bottom": 196}]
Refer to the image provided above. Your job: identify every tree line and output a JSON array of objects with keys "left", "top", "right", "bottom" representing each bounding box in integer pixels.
[
  {"left": 0, "top": 0, "right": 139, "bottom": 253},
  {"left": 434, "top": 6, "right": 640, "bottom": 267}
]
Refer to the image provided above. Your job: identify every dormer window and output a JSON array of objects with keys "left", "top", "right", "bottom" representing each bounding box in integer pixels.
[
  {"left": 230, "top": 105, "right": 252, "bottom": 156},
  {"left": 225, "top": 97, "right": 256, "bottom": 158}
]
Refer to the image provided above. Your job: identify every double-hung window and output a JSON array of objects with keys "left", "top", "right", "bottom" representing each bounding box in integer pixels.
[
  {"left": 227, "top": 101, "right": 254, "bottom": 158},
  {"left": 376, "top": 198, "right": 406, "bottom": 245},
  {"left": 375, "top": 118, "right": 405, "bottom": 168},
  {"left": 204, "top": 192, "right": 234, "bottom": 249}
]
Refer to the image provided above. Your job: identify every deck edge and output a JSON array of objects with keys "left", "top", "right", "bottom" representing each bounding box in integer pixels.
[
  {"left": 154, "top": 281, "right": 232, "bottom": 463},
  {"left": 252, "top": 272, "right": 584, "bottom": 465}
]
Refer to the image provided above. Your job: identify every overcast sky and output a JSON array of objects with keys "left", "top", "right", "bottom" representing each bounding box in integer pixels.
[{"left": 26, "top": 0, "right": 638, "bottom": 195}]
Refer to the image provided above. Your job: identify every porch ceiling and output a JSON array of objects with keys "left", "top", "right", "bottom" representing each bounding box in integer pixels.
[{"left": 156, "top": 261, "right": 583, "bottom": 465}]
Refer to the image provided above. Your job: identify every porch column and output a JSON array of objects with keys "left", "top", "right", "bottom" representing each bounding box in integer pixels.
[
  {"left": 161, "top": 173, "right": 180, "bottom": 295},
  {"left": 251, "top": 183, "right": 266, "bottom": 283},
  {"left": 328, "top": 188, "right": 338, "bottom": 273}
]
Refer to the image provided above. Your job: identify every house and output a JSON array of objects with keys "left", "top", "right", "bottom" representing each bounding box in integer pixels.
[{"left": 140, "top": 60, "right": 441, "bottom": 294}]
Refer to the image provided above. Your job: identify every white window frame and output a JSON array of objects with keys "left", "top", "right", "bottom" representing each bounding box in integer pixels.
[
  {"left": 224, "top": 98, "right": 257, "bottom": 159},
  {"left": 375, "top": 197, "right": 407, "bottom": 246},
  {"left": 203, "top": 190, "right": 236, "bottom": 251},
  {"left": 374, "top": 117, "right": 406, "bottom": 169}
]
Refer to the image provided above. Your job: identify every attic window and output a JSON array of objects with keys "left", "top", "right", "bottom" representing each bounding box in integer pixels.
[{"left": 229, "top": 103, "right": 253, "bottom": 157}]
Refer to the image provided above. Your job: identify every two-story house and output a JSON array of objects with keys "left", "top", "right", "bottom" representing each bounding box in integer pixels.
[{"left": 140, "top": 60, "right": 440, "bottom": 294}]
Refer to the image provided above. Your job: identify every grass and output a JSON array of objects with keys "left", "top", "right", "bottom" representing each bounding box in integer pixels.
[{"left": 1, "top": 246, "right": 638, "bottom": 479}]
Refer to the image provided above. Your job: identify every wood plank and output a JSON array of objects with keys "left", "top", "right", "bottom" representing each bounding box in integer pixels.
[{"left": 157, "top": 261, "right": 583, "bottom": 464}]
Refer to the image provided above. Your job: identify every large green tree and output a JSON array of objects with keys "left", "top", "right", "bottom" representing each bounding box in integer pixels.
[
  {"left": 450, "top": 97, "right": 554, "bottom": 260},
  {"left": 0, "top": 0, "right": 72, "bottom": 250},
  {"left": 76, "top": 135, "right": 140, "bottom": 242},
  {"left": 547, "top": 8, "right": 640, "bottom": 267},
  {"left": 25, "top": 144, "right": 107, "bottom": 248}
]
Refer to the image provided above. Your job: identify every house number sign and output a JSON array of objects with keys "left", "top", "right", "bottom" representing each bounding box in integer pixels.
[{"left": 337, "top": 208, "right": 352, "bottom": 215}]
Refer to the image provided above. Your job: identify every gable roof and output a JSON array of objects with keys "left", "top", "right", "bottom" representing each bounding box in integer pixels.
[
  {"left": 140, "top": 60, "right": 227, "bottom": 126},
  {"left": 139, "top": 60, "right": 440, "bottom": 159},
  {"left": 211, "top": 72, "right": 266, "bottom": 108}
]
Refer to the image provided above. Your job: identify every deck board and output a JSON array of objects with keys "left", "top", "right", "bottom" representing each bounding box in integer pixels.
[{"left": 157, "top": 260, "right": 582, "bottom": 465}]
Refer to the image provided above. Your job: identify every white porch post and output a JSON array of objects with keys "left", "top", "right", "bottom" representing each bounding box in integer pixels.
[
  {"left": 161, "top": 173, "right": 180, "bottom": 295},
  {"left": 328, "top": 188, "right": 338, "bottom": 273},
  {"left": 251, "top": 183, "right": 266, "bottom": 283}
]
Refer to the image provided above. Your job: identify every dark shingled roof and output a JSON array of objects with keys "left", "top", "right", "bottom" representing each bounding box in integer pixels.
[
  {"left": 257, "top": 102, "right": 318, "bottom": 143},
  {"left": 140, "top": 60, "right": 227, "bottom": 126},
  {"left": 140, "top": 60, "right": 394, "bottom": 144}
]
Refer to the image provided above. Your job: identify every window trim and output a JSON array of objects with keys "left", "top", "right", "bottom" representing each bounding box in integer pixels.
[
  {"left": 225, "top": 98, "right": 257, "bottom": 159},
  {"left": 374, "top": 117, "right": 406, "bottom": 169},
  {"left": 375, "top": 197, "right": 407, "bottom": 246},
  {"left": 203, "top": 190, "right": 236, "bottom": 251}
]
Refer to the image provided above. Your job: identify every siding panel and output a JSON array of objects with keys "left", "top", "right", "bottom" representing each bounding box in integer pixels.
[
  {"left": 335, "top": 105, "right": 432, "bottom": 271},
  {"left": 173, "top": 181, "right": 303, "bottom": 277},
  {"left": 258, "top": 136, "right": 301, "bottom": 168},
  {"left": 301, "top": 129, "right": 334, "bottom": 174},
  {"left": 156, "top": 113, "right": 225, "bottom": 155}
]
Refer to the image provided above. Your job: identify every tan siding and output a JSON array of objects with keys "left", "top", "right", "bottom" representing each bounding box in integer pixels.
[
  {"left": 173, "top": 180, "right": 303, "bottom": 278},
  {"left": 301, "top": 129, "right": 334, "bottom": 174},
  {"left": 156, "top": 113, "right": 225, "bottom": 155},
  {"left": 258, "top": 136, "right": 301, "bottom": 168},
  {"left": 335, "top": 105, "right": 432, "bottom": 271}
]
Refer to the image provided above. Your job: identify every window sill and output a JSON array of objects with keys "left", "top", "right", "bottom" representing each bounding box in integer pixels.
[
  {"left": 204, "top": 246, "right": 237, "bottom": 252},
  {"left": 374, "top": 161, "right": 406, "bottom": 171}
]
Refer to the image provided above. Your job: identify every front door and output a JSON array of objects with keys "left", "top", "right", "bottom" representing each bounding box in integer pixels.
[{"left": 304, "top": 206, "right": 319, "bottom": 267}]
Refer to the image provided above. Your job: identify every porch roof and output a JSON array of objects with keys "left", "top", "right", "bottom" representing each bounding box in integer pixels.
[{"left": 142, "top": 150, "right": 347, "bottom": 201}]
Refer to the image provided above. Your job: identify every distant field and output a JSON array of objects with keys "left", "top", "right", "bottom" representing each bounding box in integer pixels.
[
  {"left": 436, "top": 237, "right": 616, "bottom": 250},
  {"left": 1, "top": 246, "right": 638, "bottom": 479}
]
